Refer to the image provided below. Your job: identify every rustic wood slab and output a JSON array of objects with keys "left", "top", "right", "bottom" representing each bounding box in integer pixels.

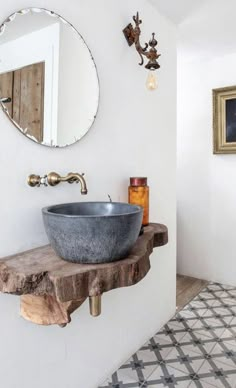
[
  {"left": 20, "top": 295, "right": 86, "bottom": 326},
  {"left": 0, "top": 223, "right": 168, "bottom": 326}
]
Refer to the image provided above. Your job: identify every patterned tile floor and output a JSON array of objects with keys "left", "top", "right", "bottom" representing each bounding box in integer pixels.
[{"left": 99, "top": 282, "right": 236, "bottom": 388}]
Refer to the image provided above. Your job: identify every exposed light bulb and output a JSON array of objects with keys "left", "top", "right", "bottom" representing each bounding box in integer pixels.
[{"left": 146, "top": 71, "right": 157, "bottom": 91}]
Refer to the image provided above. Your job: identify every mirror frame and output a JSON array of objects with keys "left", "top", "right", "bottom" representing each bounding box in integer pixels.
[{"left": 0, "top": 8, "right": 100, "bottom": 148}]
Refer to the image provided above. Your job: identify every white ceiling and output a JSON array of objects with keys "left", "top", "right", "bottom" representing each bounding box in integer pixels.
[
  {"left": 150, "top": 0, "right": 236, "bottom": 61},
  {"left": 148, "top": 0, "right": 206, "bottom": 24}
]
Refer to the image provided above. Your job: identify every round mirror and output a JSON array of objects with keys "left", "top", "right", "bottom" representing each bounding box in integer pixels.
[{"left": 0, "top": 8, "right": 99, "bottom": 147}]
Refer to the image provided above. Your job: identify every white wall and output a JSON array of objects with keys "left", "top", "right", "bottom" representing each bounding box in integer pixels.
[
  {"left": 0, "top": 1, "right": 176, "bottom": 387},
  {"left": 178, "top": 51, "right": 236, "bottom": 286}
]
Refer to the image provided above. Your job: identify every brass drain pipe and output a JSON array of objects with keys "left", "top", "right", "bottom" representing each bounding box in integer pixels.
[{"left": 89, "top": 295, "right": 102, "bottom": 317}]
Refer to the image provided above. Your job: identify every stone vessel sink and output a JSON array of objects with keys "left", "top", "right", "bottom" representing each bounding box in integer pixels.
[{"left": 42, "top": 202, "right": 143, "bottom": 264}]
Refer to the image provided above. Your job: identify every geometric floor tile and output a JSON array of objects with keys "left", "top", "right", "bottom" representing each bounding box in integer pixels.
[
  {"left": 162, "top": 346, "right": 205, "bottom": 374},
  {"left": 196, "top": 358, "right": 236, "bottom": 387},
  {"left": 141, "top": 365, "right": 191, "bottom": 387},
  {"left": 188, "top": 381, "right": 220, "bottom": 388},
  {"left": 191, "top": 317, "right": 227, "bottom": 339},
  {"left": 209, "top": 343, "right": 236, "bottom": 368},
  {"left": 98, "top": 282, "right": 236, "bottom": 388}
]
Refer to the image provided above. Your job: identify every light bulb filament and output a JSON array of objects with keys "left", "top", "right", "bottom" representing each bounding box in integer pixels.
[{"left": 146, "top": 71, "right": 157, "bottom": 91}]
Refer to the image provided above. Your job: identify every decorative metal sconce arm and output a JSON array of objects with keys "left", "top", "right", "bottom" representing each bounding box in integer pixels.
[{"left": 123, "top": 12, "right": 161, "bottom": 71}]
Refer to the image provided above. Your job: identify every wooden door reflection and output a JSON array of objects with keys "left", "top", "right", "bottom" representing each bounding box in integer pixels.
[{"left": 0, "top": 62, "right": 45, "bottom": 142}]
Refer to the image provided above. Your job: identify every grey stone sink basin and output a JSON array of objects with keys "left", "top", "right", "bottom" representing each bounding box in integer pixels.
[{"left": 42, "top": 202, "right": 143, "bottom": 264}]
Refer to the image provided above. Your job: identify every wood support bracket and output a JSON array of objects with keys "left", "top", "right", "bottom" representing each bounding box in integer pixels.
[
  {"left": 20, "top": 295, "right": 86, "bottom": 326},
  {"left": 0, "top": 223, "right": 168, "bottom": 327}
]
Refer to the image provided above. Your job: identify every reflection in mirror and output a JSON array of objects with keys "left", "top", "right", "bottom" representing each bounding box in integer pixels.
[{"left": 0, "top": 8, "right": 99, "bottom": 147}]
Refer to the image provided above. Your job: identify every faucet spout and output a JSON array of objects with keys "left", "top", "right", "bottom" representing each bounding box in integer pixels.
[{"left": 64, "top": 173, "right": 88, "bottom": 195}]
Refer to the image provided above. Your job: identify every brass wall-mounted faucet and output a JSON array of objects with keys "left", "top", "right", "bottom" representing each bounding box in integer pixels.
[{"left": 28, "top": 172, "right": 88, "bottom": 195}]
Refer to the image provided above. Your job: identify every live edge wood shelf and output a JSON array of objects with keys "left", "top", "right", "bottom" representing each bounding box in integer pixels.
[{"left": 0, "top": 223, "right": 168, "bottom": 327}]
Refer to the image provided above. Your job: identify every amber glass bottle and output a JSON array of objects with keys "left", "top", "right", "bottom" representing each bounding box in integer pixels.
[{"left": 128, "top": 177, "right": 149, "bottom": 226}]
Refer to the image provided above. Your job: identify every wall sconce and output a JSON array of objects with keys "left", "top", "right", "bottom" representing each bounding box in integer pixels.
[{"left": 123, "top": 12, "right": 161, "bottom": 91}]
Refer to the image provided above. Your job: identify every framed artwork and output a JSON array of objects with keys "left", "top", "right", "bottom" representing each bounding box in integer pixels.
[{"left": 213, "top": 85, "right": 236, "bottom": 154}]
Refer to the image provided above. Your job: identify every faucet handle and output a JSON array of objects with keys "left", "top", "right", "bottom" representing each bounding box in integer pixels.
[
  {"left": 28, "top": 174, "right": 48, "bottom": 187},
  {"left": 41, "top": 175, "right": 48, "bottom": 187},
  {"left": 28, "top": 174, "right": 41, "bottom": 187}
]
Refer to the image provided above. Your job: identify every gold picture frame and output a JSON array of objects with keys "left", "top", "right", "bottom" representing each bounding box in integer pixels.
[{"left": 213, "top": 85, "right": 236, "bottom": 154}]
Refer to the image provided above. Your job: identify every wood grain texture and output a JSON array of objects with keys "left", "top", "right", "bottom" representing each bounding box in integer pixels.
[
  {"left": 12, "top": 69, "right": 21, "bottom": 123},
  {"left": 18, "top": 62, "right": 44, "bottom": 142},
  {"left": 0, "top": 62, "right": 45, "bottom": 142},
  {"left": 0, "top": 71, "right": 13, "bottom": 117},
  {"left": 0, "top": 223, "right": 168, "bottom": 303},
  {"left": 176, "top": 274, "right": 209, "bottom": 311},
  {"left": 20, "top": 295, "right": 86, "bottom": 326}
]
